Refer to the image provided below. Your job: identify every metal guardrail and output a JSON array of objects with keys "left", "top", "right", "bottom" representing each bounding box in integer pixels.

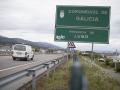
[
  {"left": 0, "top": 51, "right": 65, "bottom": 56},
  {"left": 0, "top": 55, "right": 67, "bottom": 90},
  {"left": 0, "top": 51, "right": 12, "bottom": 56}
]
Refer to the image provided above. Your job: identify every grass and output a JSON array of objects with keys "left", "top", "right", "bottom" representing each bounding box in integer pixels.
[
  {"left": 81, "top": 56, "right": 120, "bottom": 90},
  {"left": 36, "top": 60, "right": 72, "bottom": 90},
  {"left": 94, "top": 57, "right": 120, "bottom": 72},
  {"left": 36, "top": 56, "right": 120, "bottom": 90},
  {"left": 95, "top": 58, "right": 113, "bottom": 69}
]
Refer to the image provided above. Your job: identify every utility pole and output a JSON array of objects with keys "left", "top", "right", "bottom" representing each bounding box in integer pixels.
[
  {"left": 115, "top": 49, "right": 118, "bottom": 70},
  {"left": 91, "top": 43, "right": 94, "bottom": 61}
]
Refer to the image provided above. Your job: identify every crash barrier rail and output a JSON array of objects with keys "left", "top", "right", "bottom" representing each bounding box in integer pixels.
[
  {"left": 0, "top": 51, "right": 64, "bottom": 56},
  {"left": 0, "top": 51, "right": 12, "bottom": 56},
  {"left": 0, "top": 51, "right": 41, "bottom": 56},
  {"left": 0, "top": 55, "right": 67, "bottom": 90}
]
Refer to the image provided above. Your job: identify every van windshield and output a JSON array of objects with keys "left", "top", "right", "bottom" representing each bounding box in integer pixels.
[{"left": 14, "top": 45, "right": 26, "bottom": 51}]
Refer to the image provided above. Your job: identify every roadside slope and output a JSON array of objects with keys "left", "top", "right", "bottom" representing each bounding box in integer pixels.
[{"left": 81, "top": 56, "right": 120, "bottom": 90}]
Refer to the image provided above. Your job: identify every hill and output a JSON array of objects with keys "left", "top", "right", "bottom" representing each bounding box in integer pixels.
[{"left": 0, "top": 35, "right": 62, "bottom": 49}]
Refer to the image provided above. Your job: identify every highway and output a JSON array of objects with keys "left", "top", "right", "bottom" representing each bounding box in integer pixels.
[
  {"left": 0, "top": 53, "right": 66, "bottom": 90},
  {"left": 0, "top": 54, "right": 64, "bottom": 70}
]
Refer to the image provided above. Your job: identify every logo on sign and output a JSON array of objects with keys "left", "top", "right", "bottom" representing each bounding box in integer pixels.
[
  {"left": 56, "top": 35, "right": 65, "bottom": 40},
  {"left": 60, "top": 10, "right": 64, "bottom": 18}
]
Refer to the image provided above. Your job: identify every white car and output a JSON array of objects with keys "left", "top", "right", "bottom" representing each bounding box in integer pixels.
[
  {"left": 98, "top": 58, "right": 105, "bottom": 62},
  {"left": 12, "top": 44, "right": 34, "bottom": 61}
]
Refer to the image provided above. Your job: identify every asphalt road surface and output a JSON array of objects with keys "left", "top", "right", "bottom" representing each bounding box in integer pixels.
[{"left": 0, "top": 54, "right": 64, "bottom": 70}]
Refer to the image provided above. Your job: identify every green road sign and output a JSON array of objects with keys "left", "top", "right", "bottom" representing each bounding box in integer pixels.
[
  {"left": 56, "top": 5, "right": 110, "bottom": 28},
  {"left": 55, "top": 5, "right": 110, "bottom": 43},
  {"left": 55, "top": 27, "right": 109, "bottom": 43}
]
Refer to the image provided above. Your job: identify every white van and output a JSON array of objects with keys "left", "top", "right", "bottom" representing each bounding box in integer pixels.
[{"left": 12, "top": 44, "right": 34, "bottom": 61}]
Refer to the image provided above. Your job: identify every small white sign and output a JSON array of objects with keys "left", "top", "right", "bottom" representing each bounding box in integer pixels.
[{"left": 60, "top": 10, "right": 64, "bottom": 18}]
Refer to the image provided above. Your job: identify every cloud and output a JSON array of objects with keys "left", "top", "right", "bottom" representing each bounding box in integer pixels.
[
  {"left": 0, "top": 0, "right": 120, "bottom": 51},
  {"left": 0, "top": 0, "right": 55, "bottom": 34}
]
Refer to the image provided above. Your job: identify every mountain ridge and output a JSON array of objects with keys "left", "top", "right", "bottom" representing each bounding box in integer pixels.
[{"left": 0, "top": 35, "right": 62, "bottom": 49}]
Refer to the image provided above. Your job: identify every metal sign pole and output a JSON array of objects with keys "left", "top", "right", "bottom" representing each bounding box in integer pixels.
[
  {"left": 67, "top": 42, "right": 69, "bottom": 60},
  {"left": 115, "top": 49, "right": 118, "bottom": 70},
  {"left": 91, "top": 43, "right": 94, "bottom": 61},
  {"left": 72, "top": 48, "right": 75, "bottom": 63}
]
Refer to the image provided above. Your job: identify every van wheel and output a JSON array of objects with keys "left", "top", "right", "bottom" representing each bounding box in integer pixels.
[
  {"left": 13, "top": 57, "right": 16, "bottom": 60},
  {"left": 26, "top": 56, "right": 30, "bottom": 61},
  {"left": 31, "top": 55, "right": 34, "bottom": 60},
  {"left": 31, "top": 58, "right": 33, "bottom": 60}
]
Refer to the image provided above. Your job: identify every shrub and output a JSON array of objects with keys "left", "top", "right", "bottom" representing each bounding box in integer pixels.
[
  {"left": 109, "top": 62, "right": 115, "bottom": 68},
  {"left": 94, "top": 54, "right": 103, "bottom": 59},
  {"left": 105, "top": 59, "right": 110, "bottom": 65},
  {"left": 116, "top": 62, "right": 120, "bottom": 72}
]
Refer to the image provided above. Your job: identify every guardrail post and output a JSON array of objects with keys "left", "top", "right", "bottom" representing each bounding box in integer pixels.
[
  {"left": 57, "top": 59, "right": 60, "bottom": 64},
  {"left": 44, "top": 64, "right": 50, "bottom": 77},
  {"left": 64, "top": 55, "right": 67, "bottom": 62},
  {"left": 52, "top": 61, "right": 56, "bottom": 72},
  {"left": 62, "top": 56, "right": 65, "bottom": 64},
  {"left": 47, "top": 65, "right": 50, "bottom": 77},
  {"left": 28, "top": 69, "right": 36, "bottom": 90}
]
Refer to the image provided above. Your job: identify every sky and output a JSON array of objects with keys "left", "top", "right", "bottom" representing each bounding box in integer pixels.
[{"left": 0, "top": 0, "right": 120, "bottom": 52}]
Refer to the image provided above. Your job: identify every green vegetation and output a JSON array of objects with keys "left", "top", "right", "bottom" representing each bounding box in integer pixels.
[
  {"left": 94, "top": 53, "right": 103, "bottom": 59},
  {"left": 93, "top": 55, "right": 120, "bottom": 72},
  {"left": 81, "top": 56, "right": 120, "bottom": 90},
  {"left": 37, "top": 61, "right": 71, "bottom": 90},
  {"left": 36, "top": 56, "right": 120, "bottom": 90},
  {"left": 95, "top": 58, "right": 113, "bottom": 69},
  {"left": 116, "top": 63, "right": 120, "bottom": 72}
]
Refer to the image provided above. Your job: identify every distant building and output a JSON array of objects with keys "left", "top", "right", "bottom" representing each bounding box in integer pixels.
[
  {"left": 53, "top": 50, "right": 65, "bottom": 54},
  {"left": 0, "top": 45, "right": 12, "bottom": 52},
  {"left": 100, "top": 52, "right": 120, "bottom": 62}
]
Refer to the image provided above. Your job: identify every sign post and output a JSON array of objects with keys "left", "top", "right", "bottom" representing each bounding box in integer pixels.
[
  {"left": 55, "top": 6, "right": 110, "bottom": 90},
  {"left": 55, "top": 27, "right": 109, "bottom": 43},
  {"left": 56, "top": 6, "right": 110, "bottom": 28},
  {"left": 91, "top": 43, "right": 94, "bottom": 62},
  {"left": 55, "top": 5, "right": 110, "bottom": 43},
  {"left": 55, "top": 5, "right": 110, "bottom": 62}
]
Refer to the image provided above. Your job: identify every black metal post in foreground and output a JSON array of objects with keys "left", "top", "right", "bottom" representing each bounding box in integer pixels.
[{"left": 70, "top": 54, "right": 88, "bottom": 90}]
